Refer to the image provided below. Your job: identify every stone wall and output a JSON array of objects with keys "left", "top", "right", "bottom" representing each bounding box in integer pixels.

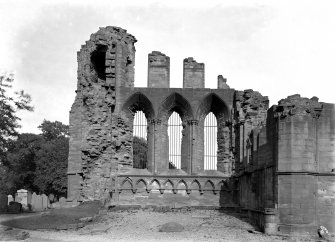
[
  {"left": 236, "top": 94, "right": 335, "bottom": 235},
  {"left": 183, "top": 57, "right": 204, "bottom": 88},
  {"left": 147, "top": 51, "right": 170, "bottom": 88},
  {"left": 67, "top": 26, "right": 136, "bottom": 201},
  {"left": 67, "top": 26, "right": 335, "bottom": 236}
]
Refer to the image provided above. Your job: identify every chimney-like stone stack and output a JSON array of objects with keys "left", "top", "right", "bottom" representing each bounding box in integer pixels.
[
  {"left": 147, "top": 51, "right": 170, "bottom": 88},
  {"left": 183, "top": 57, "right": 204, "bottom": 88}
]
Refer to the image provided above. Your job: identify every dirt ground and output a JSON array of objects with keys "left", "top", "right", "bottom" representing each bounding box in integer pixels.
[{"left": 0, "top": 206, "right": 328, "bottom": 241}]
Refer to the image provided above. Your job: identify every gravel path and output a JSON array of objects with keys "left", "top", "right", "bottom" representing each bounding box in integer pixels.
[{"left": 1, "top": 209, "right": 319, "bottom": 241}]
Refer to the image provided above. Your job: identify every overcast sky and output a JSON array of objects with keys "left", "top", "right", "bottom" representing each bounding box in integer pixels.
[{"left": 1, "top": 0, "right": 335, "bottom": 134}]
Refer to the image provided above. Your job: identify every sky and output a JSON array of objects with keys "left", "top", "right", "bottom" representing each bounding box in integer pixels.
[{"left": 1, "top": 0, "right": 335, "bottom": 134}]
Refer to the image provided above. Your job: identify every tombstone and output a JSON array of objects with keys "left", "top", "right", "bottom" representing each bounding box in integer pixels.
[
  {"left": 27, "top": 191, "right": 32, "bottom": 208},
  {"left": 48, "top": 193, "right": 55, "bottom": 203},
  {"left": 31, "top": 193, "right": 43, "bottom": 211},
  {"left": 59, "top": 197, "right": 67, "bottom": 207},
  {"left": 16, "top": 189, "right": 28, "bottom": 209},
  {"left": 41, "top": 194, "right": 48, "bottom": 210},
  {"left": 0, "top": 194, "right": 8, "bottom": 212},
  {"left": 7, "top": 195, "right": 13, "bottom": 205}
]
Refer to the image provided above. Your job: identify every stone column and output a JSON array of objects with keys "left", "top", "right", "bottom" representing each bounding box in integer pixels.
[
  {"left": 187, "top": 120, "right": 199, "bottom": 174},
  {"left": 151, "top": 119, "right": 169, "bottom": 173}
]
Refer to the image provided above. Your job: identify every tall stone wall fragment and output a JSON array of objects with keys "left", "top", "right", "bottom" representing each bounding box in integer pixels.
[
  {"left": 183, "top": 57, "right": 204, "bottom": 88},
  {"left": 147, "top": 51, "right": 170, "bottom": 88},
  {"left": 67, "top": 26, "right": 137, "bottom": 201}
]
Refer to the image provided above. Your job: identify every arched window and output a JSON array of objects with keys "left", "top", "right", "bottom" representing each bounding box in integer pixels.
[
  {"left": 168, "top": 112, "right": 182, "bottom": 169},
  {"left": 133, "top": 111, "right": 147, "bottom": 169},
  {"left": 204, "top": 112, "right": 217, "bottom": 170}
]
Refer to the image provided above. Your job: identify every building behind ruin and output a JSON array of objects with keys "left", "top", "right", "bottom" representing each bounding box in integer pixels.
[{"left": 67, "top": 26, "right": 335, "bottom": 236}]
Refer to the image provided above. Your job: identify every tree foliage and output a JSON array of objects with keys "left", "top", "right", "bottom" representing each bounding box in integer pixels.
[
  {"left": 0, "top": 73, "right": 33, "bottom": 157},
  {"left": 38, "top": 120, "right": 69, "bottom": 141},
  {"left": 133, "top": 136, "right": 147, "bottom": 169},
  {"left": 0, "top": 120, "right": 69, "bottom": 197}
]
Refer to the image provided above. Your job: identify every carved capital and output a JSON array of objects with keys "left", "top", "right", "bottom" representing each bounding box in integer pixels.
[
  {"left": 149, "top": 119, "right": 162, "bottom": 125},
  {"left": 187, "top": 120, "right": 199, "bottom": 125}
]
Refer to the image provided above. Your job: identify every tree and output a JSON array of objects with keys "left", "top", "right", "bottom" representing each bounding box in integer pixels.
[
  {"left": 0, "top": 73, "right": 33, "bottom": 159},
  {"left": 2, "top": 133, "right": 43, "bottom": 194},
  {"left": 34, "top": 136, "right": 68, "bottom": 196},
  {"left": 133, "top": 136, "right": 147, "bottom": 169},
  {"left": 38, "top": 120, "right": 69, "bottom": 141},
  {"left": 1, "top": 120, "right": 69, "bottom": 197}
]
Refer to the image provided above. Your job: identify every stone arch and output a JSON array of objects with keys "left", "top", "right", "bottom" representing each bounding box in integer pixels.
[
  {"left": 196, "top": 92, "right": 230, "bottom": 121},
  {"left": 162, "top": 179, "right": 174, "bottom": 193},
  {"left": 148, "top": 179, "right": 161, "bottom": 191},
  {"left": 195, "top": 93, "right": 231, "bottom": 173},
  {"left": 135, "top": 179, "right": 148, "bottom": 191},
  {"left": 121, "top": 92, "right": 155, "bottom": 171},
  {"left": 120, "top": 178, "right": 134, "bottom": 193},
  {"left": 157, "top": 93, "right": 193, "bottom": 173},
  {"left": 203, "top": 180, "right": 216, "bottom": 194},
  {"left": 121, "top": 92, "right": 155, "bottom": 120},
  {"left": 158, "top": 92, "right": 194, "bottom": 122},
  {"left": 176, "top": 180, "right": 189, "bottom": 190},
  {"left": 190, "top": 179, "right": 202, "bottom": 191}
]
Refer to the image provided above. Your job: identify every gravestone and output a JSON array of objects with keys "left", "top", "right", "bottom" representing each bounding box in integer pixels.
[
  {"left": 16, "top": 189, "right": 29, "bottom": 209},
  {"left": 27, "top": 191, "right": 32, "bottom": 208},
  {"left": 42, "top": 194, "right": 48, "bottom": 210},
  {"left": 0, "top": 194, "right": 8, "bottom": 212},
  {"left": 7, "top": 195, "right": 13, "bottom": 205},
  {"left": 31, "top": 193, "right": 43, "bottom": 211},
  {"left": 59, "top": 197, "right": 67, "bottom": 206}
]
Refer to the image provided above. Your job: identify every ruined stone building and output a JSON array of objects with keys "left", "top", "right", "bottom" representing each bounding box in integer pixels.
[{"left": 67, "top": 26, "right": 335, "bottom": 235}]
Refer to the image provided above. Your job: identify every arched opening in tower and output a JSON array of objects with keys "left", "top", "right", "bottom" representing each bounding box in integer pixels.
[
  {"left": 132, "top": 110, "right": 148, "bottom": 169},
  {"left": 90, "top": 45, "right": 108, "bottom": 80},
  {"left": 204, "top": 112, "right": 218, "bottom": 170},
  {"left": 168, "top": 112, "right": 182, "bottom": 169}
]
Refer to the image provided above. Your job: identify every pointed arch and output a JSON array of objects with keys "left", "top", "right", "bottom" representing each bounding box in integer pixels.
[
  {"left": 120, "top": 178, "right": 134, "bottom": 192},
  {"left": 149, "top": 179, "right": 161, "bottom": 190},
  {"left": 135, "top": 179, "right": 148, "bottom": 190},
  {"left": 203, "top": 180, "right": 216, "bottom": 194},
  {"left": 196, "top": 92, "right": 230, "bottom": 121},
  {"left": 158, "top": 92, "right": 193, "bottom": 122},
  {"left": 176, "top": 180, "right": 188, "bottom": 190},
  {"left": 122, "top": 92, "right": 155, "bottom": 120},
  {"left": 163, "top": 179, "right": 175, "bottom": 189}
]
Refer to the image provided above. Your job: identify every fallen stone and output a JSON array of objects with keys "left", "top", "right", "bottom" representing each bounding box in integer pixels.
[
  {"left": 318, "top": 225, "right": 330, "bottom": 239},
  {"left": 79, "top": 216, "right": 93, "bottom": 223},
  {"left": 159, "top": 222, "right": 184, "bottom": 232}
]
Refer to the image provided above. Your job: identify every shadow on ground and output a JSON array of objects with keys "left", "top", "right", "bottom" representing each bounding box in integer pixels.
[{"left": 0, "top": 201, "right": 101, "bottom": 230}]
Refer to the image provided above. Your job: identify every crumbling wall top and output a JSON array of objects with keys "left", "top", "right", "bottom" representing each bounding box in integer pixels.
[
  {"left": 183, "top": 57, "right": 204, "bottom": 69},
  {"left": 274, "top": 94, "right": 323, "bottom": 118},
  {"left": 148, "top": 51, "right": 170, "bottom": 66},
  {"left": 89, "top": 26, "right": 137, "bottom": 45}
]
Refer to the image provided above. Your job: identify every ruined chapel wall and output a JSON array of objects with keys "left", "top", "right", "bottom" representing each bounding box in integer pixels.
[
  {"left": 238, "top": 94, "right": 335, "bottom": 235},
  {"left": 275, "top": 97, "right": 335, "bottom": 234}
]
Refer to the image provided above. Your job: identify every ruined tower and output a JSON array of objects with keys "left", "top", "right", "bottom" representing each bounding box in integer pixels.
[{"left": 67, "top": 26, "right": 136, "bottom": 201}]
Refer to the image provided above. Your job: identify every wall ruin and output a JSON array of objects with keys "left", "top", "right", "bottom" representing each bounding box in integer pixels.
[{"left": 67, "top": 26, "right": 335, "bottom": 236}]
